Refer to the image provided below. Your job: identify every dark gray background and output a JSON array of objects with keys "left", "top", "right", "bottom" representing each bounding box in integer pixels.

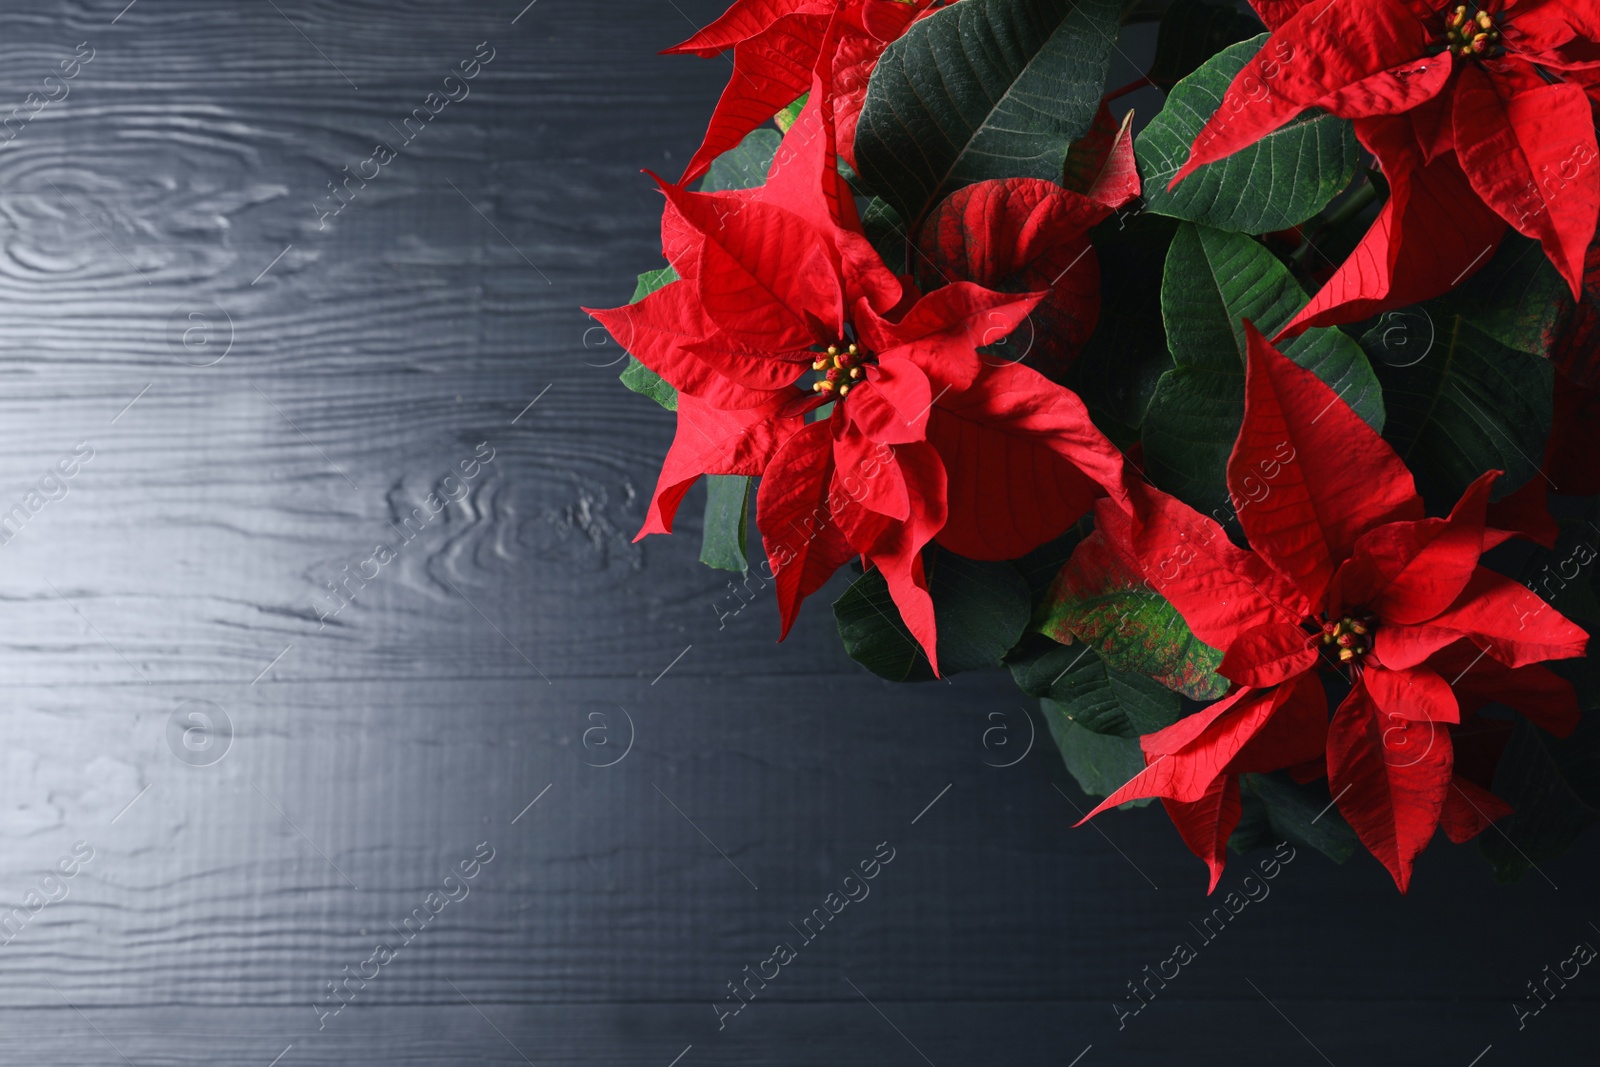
[{"left": 0, "top": 0, "right": 1593, "bottom": 1063}]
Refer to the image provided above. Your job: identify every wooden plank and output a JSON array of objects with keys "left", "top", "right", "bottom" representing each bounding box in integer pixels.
[
  {"left": 0, "top": 673, "right": 1594, "bottom": 1010},
  {"left": 0, "top": 999, "right": 1593, "bottom": 1066},
  {"left": 0, "top": 377, "right": 875, "bottom": 686},
  {"left": 0, "top": 0, "right": 1591, "bottom": 1062},
  {"left": 0, "top": 0, "right": 861, "bottom": 689}
]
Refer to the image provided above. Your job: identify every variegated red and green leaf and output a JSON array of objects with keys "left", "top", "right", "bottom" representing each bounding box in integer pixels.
[
  {"left": 1037, "top": 501, "right": 1230, "bottom": 700},
  {"left": 913, "top": 177, "right": 1111, "bottom": 383}
]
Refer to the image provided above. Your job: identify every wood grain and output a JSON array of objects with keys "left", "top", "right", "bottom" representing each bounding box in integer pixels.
[
  {"left": 0, "top": 1, "right": 1591, "bottom": 1064},
  {"left": 0, "top": 1000, "right": 1594, "bottom": 1066}
]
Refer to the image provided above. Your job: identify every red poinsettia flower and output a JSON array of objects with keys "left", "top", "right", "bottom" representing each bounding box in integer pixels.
[
  {"left": 1174, "top": 0, "right": 1600, "bottom": 334},
  {"left": 666, "top": 0, "right": 935, "bottom": 184},
  {"left": 585, "top": 75, "right": 1131, "bottom": 672},
  {"left": 1079, "top": 323, "right": 1587, "bottom": 891}
]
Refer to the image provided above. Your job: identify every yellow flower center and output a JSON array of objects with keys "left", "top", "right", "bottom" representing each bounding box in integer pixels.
[
  {"left": 1444, "top": 5, "right": 1501, "bottom": 57},
  {"left": 810, "top": 342, "right": 868, "bottom": 399},
  {"left": 1322, "top": 615, "right": 1375, "bottom": 663}
]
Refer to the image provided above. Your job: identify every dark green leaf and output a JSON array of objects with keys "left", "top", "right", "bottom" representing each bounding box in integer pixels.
[
  {"left": 699, "top": 475, "right": 750, "bottom": 574},
  {"left": 1043, "top": 698, "right": 1153, "bottom": 807},
  {"left": 1066, "top": 212, "right": 1179, "bottom": 439},
  {"left": 1512, "top": 517, "right": 1600, "bottom": 635},
  {"left": 1228, "top": 786, "right": 1275, "bottom": 853},
  {"left": 1239, "top": 772, "right": 1359, "bottom": 864},
  {"left": 1481, "top": 717, "right": 1600, "bottom": 883},
  {"left": 1429, "top": 233, "right": 1572, "bottom": 358},
  {"left": 1147, "top": 0, "right": 1263, "bottom": 90},
  {"left": 1560, "top": 656, "right": 1600, "bottom": 721},
  {"left": 1364, "top": 311, "right": 1553, "bottom": 505},
  {"left": 1007, "top": 632, "right": 1076, "bottom": 697},
  {"left": 834, "top": 550, "right": 1031, "bottom": 682},
  {"left": 698, "top": 128, "right": 781, "bottom": 193},
  {"left": 855, "top": 0, "right": 1120, "bottom": 225},
  {"left": 619, "top": 266, "right": 681, "bottom": 411},
  {"left": 1135, "top": 34, "right": 1359, "bottom": 233},
  {"left": 862, "top": 197, "right": 909, "bottom": 273},
  {"left": 1014, "top": 525, "right": 1089, "bottom": 608},
  {"left": 1011, "top": 638, "right": 1182, "bottom": 736},
  {"left": 1036, "top": 518, "right": 1230, "bottom": 699},
  {"left": 1143, "top": 223, "right": 1383, "bottom": 511}
]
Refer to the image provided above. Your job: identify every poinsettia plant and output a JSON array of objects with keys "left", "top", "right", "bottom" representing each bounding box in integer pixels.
[{"left": 589, "top": 0, "right": 1600, "bottom": 892}]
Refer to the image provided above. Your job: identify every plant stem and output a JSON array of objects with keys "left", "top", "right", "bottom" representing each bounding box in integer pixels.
[
  {"left": 1319, "top": 180, "right": 1381, "bottom": 233},
  {"left": 1105, "top": 75, "right": 1156, "bottom": 101},
  {"left": 1289, "top": 180, "right": 1381, "bottom": 268}
]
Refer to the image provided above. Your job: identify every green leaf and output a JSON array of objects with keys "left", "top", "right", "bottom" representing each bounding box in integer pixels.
[
  {"left": 629, "top": 266, "right": 678, "bottom": 303},
  {"left": 774, "top": 94, "right": 808, "bottom": 133},
  {"left": 699, "top": 475, "right": 750, "bottom": 574},
  {"left": 1239, "top": 772, "right": 1359, "bottom": 864},
  {"left": 619, "top": 266, "right": 681, "bottom": 411},
  {"left": 861, "top": 197, "right": 908, "bottom": 273},
  {"left": 1512, "top": 517, "right": 1600, "bottom": 635},
  {"left": 1143, "top": 223, "right": 1383, "bottom": 511},
  {"left": 1036, "top": 518, "right": 1229, "bottom": 700},
  {"left": 1481, "top": 716, "right": 1600, "bottom": 883},
  {"left": 1229, "top": 785, "right": 1275, "bottom": 853},
  {"left": 1066, "top": 212, "right": 1179, "bottom": 439},
  {"left": 1363, "top": 310, "right": 1553, "bottom": 506},
  {"left": 1043, "top": 698, "right": 1153, "bottom": 808},
  {"left": 854, "top": 0, "right": 1120, "bottom": 225},
  {"left": 1428, "top": 233, "right": 1571, "bottom": 358},
  {"left": 1014, "top": 526, "right": 1089, "bottom": 609},
  {"left": 835, "top": 551, "right": 1031, "bottom": 682},
  {"left": 1147, "top": 0, "right": 1263, "bottom": 90},
  {"left": 1010, "top": 637, "right": 1182, "bottom": 736},
  {"left": 619, "top": 360, "right": 677, "bottom": 410},
  {"left": 1135, "top": 34, "right": 1359, "bottom": 233},
  {"left": 698, "top": 128, "right": 782, "bottom": 193}
]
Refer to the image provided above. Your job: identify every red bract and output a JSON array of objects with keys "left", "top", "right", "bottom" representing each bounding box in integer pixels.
[
  {"left": 665, "top": 0, "right": 934, "bottom": 184},
  {"left": 585, "top": 76, "right": 1130, "bottom": 673},
  {"left": 1079, "top": 324, "right": 1587, "bottom": 892},
  {"left": 913, "top": 111, "right": 1139, "bottom": 381},
  {"left": 1552, "top": 231, "right": 1600, "bottom": 387},
  {"left": 1175, "top": 0, "right": 1600, "bottom": 334}
]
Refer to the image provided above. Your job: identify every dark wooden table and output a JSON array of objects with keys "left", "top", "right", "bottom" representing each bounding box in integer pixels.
[{"left": 0, "top": 1, "right": 1593, "bottom": 1063}]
